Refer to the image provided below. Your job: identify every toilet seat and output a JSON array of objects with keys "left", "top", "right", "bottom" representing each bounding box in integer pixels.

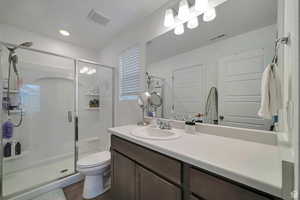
[{"left": 77, "top": 151, "right": 110, "bottom": 169}]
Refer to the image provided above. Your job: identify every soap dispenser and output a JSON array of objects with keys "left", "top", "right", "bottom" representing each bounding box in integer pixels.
[
  {"left": 4, "top": 142, "right": 12, "bottom": 157},
  {"left": 15, "top": 141, "right": 21, "bottom": 155}
]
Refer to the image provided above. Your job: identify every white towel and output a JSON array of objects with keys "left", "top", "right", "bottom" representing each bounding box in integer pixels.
[{"left": 258, "top": 64, "right": 283, "bottom": 119}]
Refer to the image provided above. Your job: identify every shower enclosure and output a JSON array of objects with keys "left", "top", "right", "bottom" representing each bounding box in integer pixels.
[{"left": 0, "top": 42, "right": 115, "bottom": 199}]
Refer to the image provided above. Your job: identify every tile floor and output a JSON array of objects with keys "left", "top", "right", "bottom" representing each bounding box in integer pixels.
[{"left": 63, "top": 181, "right": 112, "bottom": 200}]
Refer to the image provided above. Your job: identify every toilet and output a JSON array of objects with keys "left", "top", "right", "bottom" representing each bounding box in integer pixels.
[{"left": 77, "top": 151, "right": 111, "bottom": 199}]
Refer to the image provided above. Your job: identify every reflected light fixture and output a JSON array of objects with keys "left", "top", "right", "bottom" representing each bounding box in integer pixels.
[
  {"left": 187, "top": 17, "right": 199, "bottom": 29},
  {"left": 59, "top": 30, "right": 70, "bottom": 36},
  {"left": 195, "top": 0, "right": 209, "bottom": 12},
  {"left": 174, "top": 24, "right": 184, "bottom": 35},
  {"left": 164, "top": 9, "right": 175, "bottom": 27},
  {"left": 80, "top": 67, "right": 89, "bottom": 74},
  {"left": 87, "top": 68, "right": 96, "bottom": 75},
  {"left": 203, "top": 7, "right": 216, "bottom": 22},
  {"left": 178, "top": 0, "right": 190, "bottom": 21}
]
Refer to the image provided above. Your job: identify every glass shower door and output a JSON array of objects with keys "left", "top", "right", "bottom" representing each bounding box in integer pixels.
[
  {"left": 1, "top": 48, "right": 76, "bottom": 197},
  {"left": 77, "top": 61, "right": 114, "bottom": 160}
]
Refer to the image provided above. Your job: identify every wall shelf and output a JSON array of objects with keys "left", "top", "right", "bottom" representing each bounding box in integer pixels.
[
  {"left": 85, "top": 93, "right": 100, "bottom": 96},
  {"left": 6, "top": 110, "right": 25, "bottom": 114},
  {"left": 3, "top": 151, "right": 28, "bottom": 161},
  {"left": 3, "top": 89, "right": 20, "bottom": 94},
  {"left": 85, "top": 107, "right": 102, "bottom": 111}
]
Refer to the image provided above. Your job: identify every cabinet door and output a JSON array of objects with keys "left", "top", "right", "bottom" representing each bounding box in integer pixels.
[
  {"left": 136, "top": 166, "right": 181, "bottom": 200},
  {"left": 111, "top": 151, "right": 136, "bottom": 200},
  {"left": 190, "top": 195, "right": 202, "bottom": 200},
  {"left": 189, "top": 168, "right": 271, "bottom": 200}
]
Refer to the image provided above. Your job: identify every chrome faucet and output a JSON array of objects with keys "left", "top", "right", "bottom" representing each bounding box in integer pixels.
[{"left": 156, "top": 119, "right": 171, "bottom": 130}]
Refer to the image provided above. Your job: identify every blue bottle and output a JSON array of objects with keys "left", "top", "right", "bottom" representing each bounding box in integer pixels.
[{"left": 2, "top": 118, "right": 14, "bottom": 139}]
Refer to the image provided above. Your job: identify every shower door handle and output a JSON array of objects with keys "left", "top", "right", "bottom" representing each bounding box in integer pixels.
[{"left": 68, "top": 111, "right": 73, "bottom": 123}]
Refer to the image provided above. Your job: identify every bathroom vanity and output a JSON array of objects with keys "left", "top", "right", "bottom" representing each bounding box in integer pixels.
[{"left": 109, "top": 125, "right": 283, "bottom": 200}]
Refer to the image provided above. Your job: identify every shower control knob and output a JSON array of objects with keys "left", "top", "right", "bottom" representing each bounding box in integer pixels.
[{"left": 219, "top": 116, "right": 224, "bottom": 121}]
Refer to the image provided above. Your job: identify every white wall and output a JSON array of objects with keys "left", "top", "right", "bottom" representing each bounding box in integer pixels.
[
  {"left": 98, "top": 1, "right": 176, "bottom": 126},
  {"left": 281, "top": 0, "right": 299, "bottom": 196},
  {"left": 0, "top": 24, "right": 98, "bottom": 60},
  {"left": 147, "top": 25, "right": 276, "bottom": 120}
]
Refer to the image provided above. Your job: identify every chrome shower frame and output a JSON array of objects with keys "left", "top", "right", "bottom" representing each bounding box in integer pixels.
[{"left": 0, "top": 41, "right": 116, "bottom": 200}]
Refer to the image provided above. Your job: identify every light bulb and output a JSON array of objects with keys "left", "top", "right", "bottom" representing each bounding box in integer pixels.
[
  {"left": 164, "top": 9, "right": 175, "bottom": 27},
  {"left": 80, "top": 67, "right": 89, "bottom": 74},
  {"left": 178, "top": 0, "right": 190, "bottom": 21},
  {"left": 59, "top": 30, "right": 70, "bottom": 36},
  {"left": 195, "top": 0, "right": 209, "bottom": 12},
  {"left": 203, "top": 7, "right": 216, "bottom": 22},
  {"left": 187, "top": 17, "right": 199, "bottom": 29},
  {"left": 87, "top": 68, "right": 96, "bottom": 75},
  {"left": 174, "top": 24, "right": 184, "bottom": 35}
]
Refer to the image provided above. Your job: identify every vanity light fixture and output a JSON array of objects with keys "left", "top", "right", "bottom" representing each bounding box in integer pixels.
[
  {"left": 187, "top": 16, "right": 199, "bottom": 29},
  {"left": 174, "top": 24, "right": 185, "bottom": 35},
  {"left": 203, "top": 7, "right": 216, "bottom": 22},
  {"left": 164, "top": 9, "right": 175, "bottom": 27},
  {"left": 59, "top": 30, "right": 70, "bottom": 36},
  {"left": 178, "top": 0, "right": 190, "bottom": 21},
  {"left": 164, "top": 0, "right": 224, "bottom": 35}
]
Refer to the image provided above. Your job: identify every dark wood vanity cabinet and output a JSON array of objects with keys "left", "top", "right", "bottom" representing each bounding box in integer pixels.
[
  {"left": 189, "top": 168, "right": 273, "bottom": 200},
  {"left": 111, "top": 151, "right": 136, "bottom": 200},
  {"left": 189, "top": 195, "right": 201, "bottom": 200},
  {"left": 111, "top": 135, "right": 281, "bottom": 200},
  {"left": 136, "top": 166, "right": 181, "bottom": 200}
]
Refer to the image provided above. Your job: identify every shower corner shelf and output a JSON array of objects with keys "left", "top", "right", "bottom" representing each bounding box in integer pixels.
[
  {"left": 3, "top": 151, "right": 28, "bottom": 161},
  {"left": 85, "top": 93, "right": 100, "bottom": 96},
  {"left": 2, "top": 89, "right": 20, "bottom": 94},
  {"left": 85, "top": 106, "right": 103, "bottom": 110},
  {"left": 6, "top": 109, "right": 25, "bottom": 114}
]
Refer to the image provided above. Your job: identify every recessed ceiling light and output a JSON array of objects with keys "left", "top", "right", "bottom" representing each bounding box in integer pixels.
[{"left": 59, "top": 30, "right": 70, "bottom": 36}]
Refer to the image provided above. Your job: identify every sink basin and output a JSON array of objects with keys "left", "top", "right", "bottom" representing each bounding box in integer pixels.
[{"left": 131, "top": 126, "right": 182, "bottom": 140}]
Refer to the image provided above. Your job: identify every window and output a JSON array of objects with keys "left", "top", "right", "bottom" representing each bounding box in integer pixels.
[{"left": 119, "top": 46, "right": 142, "bottom": 100}]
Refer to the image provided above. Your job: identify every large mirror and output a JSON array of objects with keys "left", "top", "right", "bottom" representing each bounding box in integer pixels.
[{"left": 145, "top": 0, "right": 279, "bottom": 131}]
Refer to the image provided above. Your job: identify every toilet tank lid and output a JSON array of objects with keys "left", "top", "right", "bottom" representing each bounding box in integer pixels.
[{"left": 77, "top": 151, "right": 111, "bottom": 168}]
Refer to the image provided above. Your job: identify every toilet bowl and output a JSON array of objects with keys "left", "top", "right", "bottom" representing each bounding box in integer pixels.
[{"left": 77, "top": 151, "right": 111, "bottom": 199}]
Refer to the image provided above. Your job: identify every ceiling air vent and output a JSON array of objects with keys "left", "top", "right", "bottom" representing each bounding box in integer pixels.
[
  {"left": 209, "top": 34, "right": 227, "bottom": 41},
  {"left": 87, "top": 9, "right": 110, "bottom": 26}
]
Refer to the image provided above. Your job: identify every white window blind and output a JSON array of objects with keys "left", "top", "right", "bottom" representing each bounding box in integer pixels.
[{"left": 119, "top": 46, "right": 141, "bottom": 99}]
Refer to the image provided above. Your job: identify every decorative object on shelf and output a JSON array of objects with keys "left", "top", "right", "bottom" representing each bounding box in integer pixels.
[
  {"left": 89, "top": 99, "right": 99, "bottom": 108},
  {"left": 163, "top": 0, "right": 226, "bottom": 35}
]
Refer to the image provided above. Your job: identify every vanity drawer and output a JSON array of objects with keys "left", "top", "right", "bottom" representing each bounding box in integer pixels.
[
  {"left": 189, "top": 168, "right": 272, "bottom": 200},
  {"left": 111, "top": 135, "right": 181, "bottom": 185}
]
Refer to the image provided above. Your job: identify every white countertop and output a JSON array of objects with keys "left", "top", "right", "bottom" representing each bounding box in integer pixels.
[{"left": 108, "top": 125, "right": 282, "bottom": 198}]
